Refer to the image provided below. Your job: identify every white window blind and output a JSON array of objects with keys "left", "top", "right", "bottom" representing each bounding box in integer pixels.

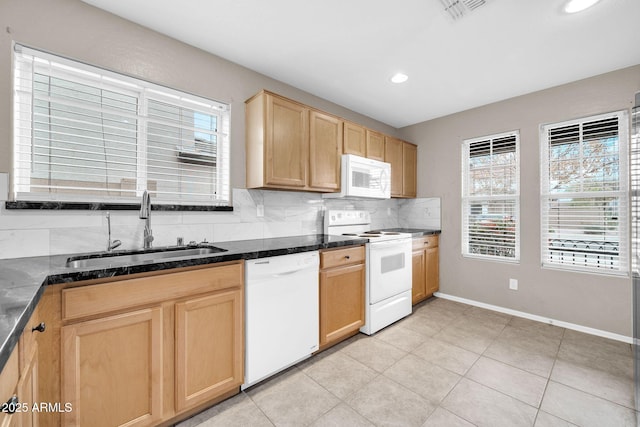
[
  {"left": 13, "top": 44, "right": 230, "bottom": 206},
  {"left": 462, "top": 131, "right": 520, "bottom": 261},
  {"left": 540, "top": 111, "right": 628, "bottom": 274}
]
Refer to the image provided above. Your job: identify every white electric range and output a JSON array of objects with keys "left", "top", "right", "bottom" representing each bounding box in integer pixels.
[{"left": 324, "top": 210, "right": 412, "bottom": 334}]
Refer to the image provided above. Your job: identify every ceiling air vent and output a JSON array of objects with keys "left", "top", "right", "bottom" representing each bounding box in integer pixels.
[{"left": 440, "top": 0, "right": 488, "bottom": 20}]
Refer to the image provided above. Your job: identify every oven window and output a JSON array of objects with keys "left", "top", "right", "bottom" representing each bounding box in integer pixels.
[{"left": 381, "top": 253, "right": 405, "bottom": 273}]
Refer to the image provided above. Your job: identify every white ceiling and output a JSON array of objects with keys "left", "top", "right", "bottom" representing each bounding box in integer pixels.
[{"left": 81, "top": 0, "right": 640, "bottom": 128}]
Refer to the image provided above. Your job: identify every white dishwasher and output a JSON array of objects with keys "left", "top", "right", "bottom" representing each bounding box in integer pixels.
[{"left": 242, "top": 251, "right": 319, "bottom": 389}]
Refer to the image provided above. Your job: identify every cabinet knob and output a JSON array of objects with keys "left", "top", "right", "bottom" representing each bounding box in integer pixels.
[
  {"left": 32, "top": 322, "right": 46, "bottom": 333},
  {"left": 344, "top": 255, "right": 351, "bottom": 259},
  {"left": 3, "top": 395, "right": 19, "bottom": 414}
]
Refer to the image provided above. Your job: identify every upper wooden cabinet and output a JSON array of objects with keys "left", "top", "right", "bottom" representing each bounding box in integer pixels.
[
  {"left": 384, "top": 137, "right": 403, "bottom": 197},
  {"left": 246, "top": 89, "right": 418, "bottom": 197},
  {"left": 385, "top": 136, "right": 417, "bottom": 198},
  {"left": 343, "top": 121, "right": 366, "bottom": 157},
  {"left": 309, "top": 111, "right": 342, "bottom": 191},
  {"left": 403, "top": 142, "right": 417, "bottom": 198},
  {"left": 246, "top": 90, "right": 341, "bottom": 192},
  {"left": 341, "top": 123, "right": 385, "bottom": 162},
  {"left": 366, "top": 130, "right": 385, "bottom": 161}
]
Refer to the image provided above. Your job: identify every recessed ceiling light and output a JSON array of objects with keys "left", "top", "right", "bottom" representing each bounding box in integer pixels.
[
  {"left": 390, "top": 73, "right": 408, "bottom": 84},
  {"left": 563, "top": 0, "right": 601, "bottom": 13}
]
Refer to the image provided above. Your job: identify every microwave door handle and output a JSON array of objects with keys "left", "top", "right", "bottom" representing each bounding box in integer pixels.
[{"left": 381, "top": 168, "right": 389, "bottom": 193}]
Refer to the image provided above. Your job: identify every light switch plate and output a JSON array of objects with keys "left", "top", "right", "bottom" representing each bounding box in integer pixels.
[
  {"left": 256, "top": 204, "right": 264, "bottom": 217},
  {"left": 509, "top": 278, "right": 518, "bottom": 290}
]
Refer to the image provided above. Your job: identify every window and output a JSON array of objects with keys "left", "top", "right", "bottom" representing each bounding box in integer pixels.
[
  {"left": 462, "top": 131, "right": 520, "bottom": 261},
  {"left": 13, "top": 44, "right": 230, "bottom": 206},
  {"left": 540, "top": 111, "right": 628, "bottom": 274}
]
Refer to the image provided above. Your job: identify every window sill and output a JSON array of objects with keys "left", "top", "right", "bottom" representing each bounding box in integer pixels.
[{"left": 4, "top": 201, "right": 233, "bottom": 212}]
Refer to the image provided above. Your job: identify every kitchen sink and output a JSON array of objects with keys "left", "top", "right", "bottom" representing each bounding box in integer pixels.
[{"left": 65, "top": 245, "right": 228, "bottom": 269}]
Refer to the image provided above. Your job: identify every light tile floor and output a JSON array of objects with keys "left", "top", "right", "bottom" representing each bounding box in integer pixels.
[{"left": 177, "top": 297, "right": 637, "bottom": 427}]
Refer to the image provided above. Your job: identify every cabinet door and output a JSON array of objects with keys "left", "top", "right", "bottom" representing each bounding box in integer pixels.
[
  {"left": 319, "top": 263, "right": 365, "bottom": 347},
  {"left": 425, "top": 246, "right": 440, "bottom": 296},
  {"left": 366, "top": 130, "right": 385, "bottom": 161},
  {"left": 402, "top": 143, "right": 417, "bottom": 198},
  {"left": 62, "top": 308, "right": 163, "bottom": 427},
  {"left": 384, "top": 137, "right": 403, "bottom": 197},
  {"left": 265, "top": 94, "right": 308, "bottom": 187},
  {"left": 0, "top": 348, "right": 19, "bottom": 427},
  {"left": 17, "top": 343, "right": 38, "bottom": 427},
  {"left": 343, "top": 122, "right": 366, "bottom": 157},
  {"left": 411, "top": 249, "right": 426, "bottom": 305},
  {"left": 309, "top": 111, "right": 342, "bottom": 191},
  {"left": 175, "top": 289, "right": 243, "bottom": 412}
]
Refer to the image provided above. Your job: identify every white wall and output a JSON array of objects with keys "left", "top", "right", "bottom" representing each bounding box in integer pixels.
[{"left": 400, "top": 65, "right": 640, "bottom": 337}]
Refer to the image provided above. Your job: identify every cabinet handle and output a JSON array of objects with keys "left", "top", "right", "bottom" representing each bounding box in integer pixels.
[
  {"left": 344, "top": 255, "right": 351, "bottom": 259},
  {"left": 32, "top": 322, "right": 46, "bottom": 333},
  {"left": 3, "top": 395, "right": 18, "bottom": 414}
]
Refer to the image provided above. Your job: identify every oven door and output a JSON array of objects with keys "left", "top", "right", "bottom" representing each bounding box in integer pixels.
[{"left": 367, "top": 238, "right": 412, "bottom": 304}]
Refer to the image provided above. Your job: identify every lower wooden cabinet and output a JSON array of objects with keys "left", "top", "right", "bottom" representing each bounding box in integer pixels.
[
  {"left": 175, "top": 290, "right": 243, "bottom": 412},
  {"left": 54, "top": 261, "right": 244, "bottom": 427},
  {"left": 411, "top": 235, "right": 440, "bottom": 305},
  {"left": 319, "top": 246, "right": 365, "bottom": 350},
  {"left": 62, "top": 308, "right": 163, "bottom": 427}
]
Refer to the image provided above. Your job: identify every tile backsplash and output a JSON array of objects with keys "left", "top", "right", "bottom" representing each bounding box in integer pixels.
[{"left": 0, "top": 184, "right": 441, "bottom": 259}]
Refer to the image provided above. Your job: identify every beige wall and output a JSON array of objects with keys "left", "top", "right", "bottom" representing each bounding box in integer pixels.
[
  {"left": 400, "top": 65, "right": 640, "bottom": 336},
  {"left": 0, "top": 0, "right": 398, "bottom": 191}
]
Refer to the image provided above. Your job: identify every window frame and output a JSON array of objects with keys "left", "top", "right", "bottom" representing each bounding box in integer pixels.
[
  {"left": 12, "top": 44, "right": 231, "bottom": 208},
  {"left": 539, "top": 110, "right": 629, "bottom": 276},
  {"left": 461, "top": 130, "right": 521, "bottom": 262}
]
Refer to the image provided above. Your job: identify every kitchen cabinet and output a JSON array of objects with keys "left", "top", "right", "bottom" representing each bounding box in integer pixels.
[
  {"left": 385, "top": 137, "right": 403, "bottom": 197},
  {"left": 175, "top": 289, "right": 242, "bottom": 412},
  {"left": 0, "top": 346, "right": 19, "bottom": 427},
  {"left": 402, "top": 142, "right": 417, "bottom": 198},
  {"left": 318, "top": 246, "right": 365, "bottom": 350},
  {"left": 385, "top": 136, "right": 417, "bottom": 198},
  {"left": 343, "top": 121, "right": 366, "bottom": 157},
  {"left": 411, "top": 235, "right": 439, "bottom": 305},
  {"left": 246, "top": 91, "right": 308, "bottom": 189},
  {"left": 309, "top": 110, "right": 342, "bottom": 191},
  {"left": 0, "top": 305, "right": 46, "bottom": 427},
  {"left": 53, "top": 261, "right": 244, "bottom": 427},
  {"left": 246, "top": 90, "right": 341, "bottom": 192},
  {"left": 343, "top": 123, "right": 385, "bottom": 162},
  {"left": 366, "top": 130, "right": 385, "bottom": 161},
  {"left": 62, "top": 307, "right": 163, "bottom": 427}
]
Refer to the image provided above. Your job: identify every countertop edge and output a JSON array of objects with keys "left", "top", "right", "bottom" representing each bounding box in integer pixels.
[{"left": 0, "top": 234, "right": 373, "bottom": 372}]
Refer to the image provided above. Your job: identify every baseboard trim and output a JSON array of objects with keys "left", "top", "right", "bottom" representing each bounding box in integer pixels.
[{"left": 433, "top": 292, "right": 633, "bottom": 344}]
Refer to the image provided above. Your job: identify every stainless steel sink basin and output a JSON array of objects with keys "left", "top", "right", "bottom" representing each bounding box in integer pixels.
[{"left": 65, "top": 246, "right": 227, "bottom": 269}]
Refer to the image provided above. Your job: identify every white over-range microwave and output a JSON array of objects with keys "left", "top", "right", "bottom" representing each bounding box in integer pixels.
[{"left": 323, "top": 154, "right": 391, "bottom": 199}]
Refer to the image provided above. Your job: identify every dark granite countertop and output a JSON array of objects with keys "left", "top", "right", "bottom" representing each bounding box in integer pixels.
[
  {"left": 375, "top": 228, "right": 442, "bottom": 237},
  {"left": 0, "top": 234, "right": 367, "bottom": 372}
]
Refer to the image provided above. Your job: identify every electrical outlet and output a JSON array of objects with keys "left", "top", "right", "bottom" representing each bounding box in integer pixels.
[
  {"left": 387, "top": 207, "right": 391, "bottom": 216},
  {"left": 509, "top": 278, "right": 518, "bottom": 290},
  {"left": 256, "top": 204, "right": 264, "bottom": 217}
]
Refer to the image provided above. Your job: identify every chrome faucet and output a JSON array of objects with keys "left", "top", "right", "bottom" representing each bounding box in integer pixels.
[
  {"left": 106, "top": 212, "right": 122, "bottom": 252},
  {"left": 139, "top": 190, "right": 154, "bottom": 249}
]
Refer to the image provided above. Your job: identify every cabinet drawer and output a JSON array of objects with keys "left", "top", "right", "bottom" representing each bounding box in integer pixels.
[
  {"left": 320, "top": 246, "right": 365, "bottom": 269},
  {"left": 412, "top": 235, "right": 439, "bottom": 250},
  {"left": 62, "top": 261, "right": 243, "bottom": 321}
]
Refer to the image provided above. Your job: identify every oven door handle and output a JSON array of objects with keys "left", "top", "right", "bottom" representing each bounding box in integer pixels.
[{"left": 368, "top": 239, "right": 411, "bottom": 248}]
